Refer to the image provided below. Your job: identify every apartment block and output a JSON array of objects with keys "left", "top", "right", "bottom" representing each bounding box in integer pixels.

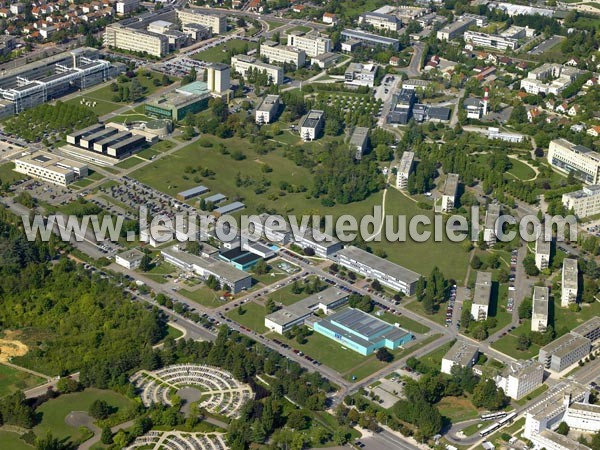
[
  {"left": 255, "top": 94, "right": 281, "bottom": 124},
  {"left": 538, "top": 332, "right": 591, "bottom": 372},
  {"left": 561, "top": 258, "right": 578, "bottom": 307},
  {"left": 483, "top": 204, "right": 501, "bottom": 246},
  {"left": 260, "top": 41, "right": 306, "bottom": 67},
  {"left": 440, "top": 173, "right": 459, "bottom": 212},
  {"left": 230, "top": 55, "right": 283, "bottom": 85},
  {"left": 436, "top": 15, "right": 479, "bottom": 41},
  {"left": 463, "top": 26, "right": 526, "bottom": 51},
  {"left": 104, "top": 23, "right": 168, "bottom": 57},
  {"left": 287, "top": 32, "right": 332, "bottom": 57},
  {"left": 176, "top": 9, "right": 227, "bottom": 34},
  {"left": 495, "top": 360, "right": 544, "bottom": 400},
  {"left": 535, "top": 229, "right": 551, "bottom": 271},
  {"left": 441, "top": 340, "right": 479, "bottom": 375},
  {"left": 520, "top": 63, "right": 583, "bottom": 95},
  {"left": 294, "top": 226, "right": 341, "bottom": 257},
  {"left": 299, "top": 110, "right": 324, "bottom": 141},
  {"left": 471, "top": 272, "right": 492, "bottom": 321},
  {"left": 359, "top": 12, "right": 401, "bottom": 32},
  {"left": 396, "top": 151, "right": 415, "bottom": 189},
  {"left": 571, "top": 317, "right": 600, "bottom": 344},
  {"left": 548, "top": 139, "right": 600, "bottom": 185},
  {"left": 562, "top": 185, "right": 600, "bottom": 217},
  {"left": 532, "top": 286, "right": 549, "bottom": 332}
]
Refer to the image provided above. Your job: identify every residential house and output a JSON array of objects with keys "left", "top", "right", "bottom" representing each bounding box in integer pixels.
[{"left": 587, "top": 126, "right": 600, "bottom": 137}]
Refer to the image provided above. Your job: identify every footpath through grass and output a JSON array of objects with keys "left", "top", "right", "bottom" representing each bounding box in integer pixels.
[{"left": 0, "top": 364, "right": 45, "bottom": 397}]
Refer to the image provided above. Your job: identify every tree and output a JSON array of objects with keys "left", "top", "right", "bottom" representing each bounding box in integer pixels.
[
  {"left": 89, "top": 399, "right": 110, "bottom": 420},
  {"left": 287, "top": 410, "right": 308, "bottom": 430},
  {"left": 253, "top": 259, "right": 268, "bottom": 275},
  {"left": 523, "top": 255, "right": 540, "bottom": 276},
  {"left": 35, "top": 432, "right": 69, "bottom": 450},
  {"left": 101, "top": 426, "right": 113, "bottom": 445},
  {"left": 519, "top": 297, "right": 533, "bottom": 319},
  {"left": 376, "top": 347, "right": 393, "bottom": 362},
  {"left": 472, "top": 379, "right": 508, "bottom": 411},
  {"left": 56, "top": 377, "right": 80, "bottom": 393},
  {"left": 139, "top": 254, "right": 153, "bottom": 272},
  {"left": 556, "top": 422, "right": 570, "bottom": 435},
  {"left": 517, "top": 333, "right": 531, "bottom": 351}
]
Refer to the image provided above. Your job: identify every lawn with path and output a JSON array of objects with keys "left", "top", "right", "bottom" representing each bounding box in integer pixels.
[{"left": 0, "top": 364, "right": 45, "bottom": 397}]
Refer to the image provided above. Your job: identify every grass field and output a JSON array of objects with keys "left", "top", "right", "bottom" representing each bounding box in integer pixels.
[
  {"left": 491, "top": 332, "right": 540, "bottom": 359},
  {"left": 506, "top": 158, "right": 536, "bottom": 181},
  {"left": 192, "top": 39, "right": 259, "bottom": 64},
  {"left": 33, "top": 388, "right": 135, "bottom": 442},
  {"left": 179, "top": 286, "right": 228, "bottom": 308},
  {"left": 0, "top": 431, "right": 34, "bottom": 450},
  {"left": 417, "top": 340, "right": 455, "bottom": 372},
  {"left": 226, "top": 302, "right": 268, "bottom": 333},
  {"left": 437, "top": 396, "right": 480, "bottom": 422},
  {"left": 267, "top": 276, "right": 322, "bottom": 306},
  {"left": 0, "top": 162, "right": 26, "bottom": 184},
  {"left": 288, "top": 25, "right": 312, "bottom": 34},
  {"left": 0, "top": 364, "right": 44, "bottom": 397},
  {"left": 115, "top": 156, "right": 145, "bottom": 169},
  {"left": 404, "top": 298, "right": 448, "bottom": 325},
  {"left": 376, "top": 310, "right": 431, "bottom": 334},
  {"left": 265, "top": 19, "right": 284, "bottom": 30}
]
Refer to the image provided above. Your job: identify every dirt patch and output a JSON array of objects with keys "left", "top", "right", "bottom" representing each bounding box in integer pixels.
[{"left": 0, "top": 338, "right": 29, "bottom": 363}]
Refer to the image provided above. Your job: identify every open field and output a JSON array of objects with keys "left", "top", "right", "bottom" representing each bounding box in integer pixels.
[
  {"left": 33, "top": 388, "right": 135, "bottom": 442},
  {"left": 192, "top": 39, "right": 259, "bottom": 64},
  {"left": 267, "top": 276, "right": 322, "bottom": 306},
  {"left": 0, "top": 364, "right": 44, "bottom": 397},
  {"left": 0, "top": 431, "right": 34, "bottom": 450},
  {"left": 506, "top": 158, "right": 536, "bottom": 181},
  {"left": 0, "top": 162, "right": 26, "bottom": 184},
  {"left": 115, "top": 156, "right": 145, "bottom": 169},
  {"left": 416, "top": 339, "right": 455, "bottom": 372},
  {"left": 437, "top": 396, "right": 480, "bottom": 422},
  {"left": 179, "top": 286, "right": 229, "bottom": 308},
  {"left": 226, "top": 302, "right": 268, "bottom": 333},
  {"left": 376, "top": 310, "right": 431, "bottom": 334}
]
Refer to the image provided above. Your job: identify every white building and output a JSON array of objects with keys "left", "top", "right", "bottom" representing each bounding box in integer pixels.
[
  {"left": 562, "top": 185, "right": 600, "bottom": 218},
  {"left": 359, "top": 12, "right": 401, "bottom": 32},
  {"left": 564, "top": 402, "right": 600, "bottom": 432},
  {"left": 260, "top": 41, "right": 306, "bottom": 68},
  {"left": 331, "top": 246, "right": 421, "bottom": 296},
  {"left": 483, "top": 204, "right": 501, "bottom": 246},
  {"left": 520, "top": 64, "right": 582, "bottom": 96},
  {"left": 247, "top": 213, "right": 291, "bottom": 245},
  {"left": 471, "top": 271, "right": 492, "bottom": 321},
  {"left": 206, "top": 63, "right": 231, "bottom": 96},
  {"left": 440, "top": 173, "right": 459, "bottom": 212},
  {"left": 104, "top": 24, "right": 169, "bottom": 58},
  {"left": 494, "top": 360, "right": 544, "bottom": 400},
  {"left": 115, "top": 249, "right": 145, "bottom": 269},
  {"left": 463, "top": 26, "right": 526, "bottom": 51},
  {"left": 532, "top": 286, "right": 550, "bottom": 332},
  {"left": 176, "top": 9, "right": 227, "bottom": 34},
  {"left": 116, "top": 0, "right": 139, "bottom": 15},
  {"left": 14, "top": 151, "right": 88, "bottom": 186},
  {"left": 230, "top": 55, "right": 284, "bottom": 85},
  {"left": 561, "top": 258, "right": 578, "bottom": 307},
  {"left": 255, "top": 94, "right": 281, "bottom": 124},
  {"left": 548, "top": 139, "right": 600, "bottom": 185},
  {"left": 299, "top": 110, "right": 324, "bottom": 141},
  {"left": 294, "top": 226, "right": 342, "bottom": 258},
  {"left": 436, "top": 15, "right": 483, "bottom": 41},
  {"left": 440, "top": 340, "right": 479, "bottom": 375},
  {"left": 349, "top": 127, "right": 369, "bottom": 160},
  {"left": 344, "top": 62, "right": 377, "bottom": 88},
  {"left": 538, "top": 332, "right": 591, "bottom": 373},
  {"left": 486, "top": 127, "right": 525, "bottom": 143},
  {"left": 287, "top": 32, "right": 332, "bottom": 57},
  {"left": 396, "top": 151, "right": 415, "bottom": 189},
  {"left": 535, "top": 229, "right": 551, "bottom": 271}
]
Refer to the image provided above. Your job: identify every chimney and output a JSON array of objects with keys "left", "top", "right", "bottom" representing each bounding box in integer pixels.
[{"left": 483, "top": 87, "right": 489, "bottom": 116}]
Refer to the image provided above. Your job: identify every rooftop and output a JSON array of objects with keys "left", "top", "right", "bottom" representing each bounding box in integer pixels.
[
  {"left": 533, "top": 286, "right": 549, "bottom": 317},
  {"left": 535, "top": 231, "right": 551, "bottom": 255},
  {"left": 539, "top": 430, "right": 591, "bottom": 450},
  {"left": 162, "top": 246, "right": 250, "bottom": 283},
  {"left": 335, "top": 246, "right": 420, "bottom": 284},
  {"left": 442, "top": 173, "right": 459, "bottom": 196},
  {"left": 116, "top": 248, "right": 145, "bottom": 263},
  {"left": 540, "top": 332, "right": 590, "bottom": 358},
  {"left": 473, "top": 271, "right": 492, "bottom": 306},
  {"left": 562, "top": 258, "right": 578, "bottom": 290},
  {"left": 349, "top": 127, "right": 369, "bottom": 147},
  {"left": 571, "top": 316, "right": 600, "bottom": 339},
  {"left": 398, "top": 151, "right": 415, "bottom": 174},
  {"left": 265, "top": 287, "right": 349, "bottom": 326},
  {"left": 300, "top": 110, "right": 324, "bottom": 129},
  {"left": 443, "top": 340, "right": 479, "bottom": 366},
  {"left": 17, "top": 151, "right": 87, "bottom": 174},
  {"left": 178, "top": 185, "right": 208, "bottom": 198}
]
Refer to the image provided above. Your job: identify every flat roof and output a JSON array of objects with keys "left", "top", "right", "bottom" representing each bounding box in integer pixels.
[
  {"left": 473, "top": 271, "right": 492, "bottom": 306},
  {"left": 204, "top": 193, "right": 226, "bottom": 204},
  {"left": 16, "top": 151, "right": 87, "bottom": 173},
  {"left": 96, "top": 130, "right": 132, "bottom": 148},
  {"left": 257, "top": 94, "right": 280, "bottom": 113},
  {"left": 178, "top": 185, "right": 208, "bottom": 198},
  {"left": 536, "top": 230, "right": 551, "bottom": 255},
  {"left": 116, "top": 248, "right": 145, "bottom": 262},
  {"left": 214, "top": 201, "right": 245, "bottom": 215},
  {"left": 398, "top": 151, "right": 415, "bottom": 174},
  {"left": 443, "top": 340, "right": 479, "bottom": 365},
  {"left": 571, "top": 316, "right": 600, "bottom": 339},
  {"left": 299, "top": 227, "right": 339, "bottom": 247},
  {"left": 540, "top": 332, "right": 590, "bottom": 358},
  {"left": 341, "top": 29, "right": 400, "bottom": 45},
  {"left": 300, "top": 109, "right": 324, "bottom": 129},
  {"left": 442, "top": 173, "right": 459, "bottom": 196},
  {"left": 161, "top": 246, "right": 250, "bottom": 283},
  {"left": 349, "top": 127, "right": 369, "bottom": 147},
  {"left": 569, "top": 402, "right": 600, "bottom": 414},
  {"left": 336, "top": 246, "right": 421, "bottom": 284},
  {"left": 176, "top": 80, "right": 210, "bottom": 96},
  {"left": 533, "top": 286, "right": 549, "bottom": 317},
  {"left": 562, "top": 258, "right": 578, "bottom": 290},
  {"left": 266, "top": 287, "right": 349, "bottom": 326}
]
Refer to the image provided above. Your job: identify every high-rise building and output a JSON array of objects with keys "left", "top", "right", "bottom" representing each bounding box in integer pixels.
[
  {"left": 287, "top": 32, "right": 332, "bottom": 57},
  {"left": 548, "top": 138, "right": 600, "bottom": 185}
]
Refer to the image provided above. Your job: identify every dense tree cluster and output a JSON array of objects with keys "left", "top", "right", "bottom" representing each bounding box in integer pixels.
[{"left": 415, "top": 267, "right": 449, "bottom": 315}]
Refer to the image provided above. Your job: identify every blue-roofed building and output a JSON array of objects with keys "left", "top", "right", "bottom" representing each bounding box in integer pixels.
[
  {"left": 214, "top": 201, "right": 245, "bottom": 216},
  {"left": 313, "top": 308, "right": 413, "bottom": 356},
  {"left": 177, "top": 185, "right": 208, "bottom": 200},
  {"left": 219, "top": 247, "right": 262, "bottom": 270}
]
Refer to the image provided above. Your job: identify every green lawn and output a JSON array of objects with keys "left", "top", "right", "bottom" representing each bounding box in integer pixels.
[
  {"left": 417, "top": 340, "right": 455, "bottom": 372},
  {"left": 0, "top": 431, "right": 34, "bottom": 450},
  {"left": 165, "top": 324, "right": 184, "bottom": 340},
  {"left": 267, "top": 276, "right": 322, "bottom": 306},
  {"left": 33, "top": 388, "right": 135, "bottom": 442},
  {"left": 288, "top": 25, "right": 312, "bottom": 34},
  {"left": 404, "top": 298, "right": 448, "bottom": 325},
  {"left": 265, "top": 19, "right": 284, "bottom": 31},
  {"left": 491, "top": 332, "right": 540, "bottom": 359},
  {"left": 514, "top": 384, "right": 548, "bottom": 406},
  {"left": 0, "top": 162, "right": 27, "bottom": 185},
  {"left": 0, "top": 364, "right": 45, "bottom": 397},
  {"left": 376, "top": 310, "right": 431, "bottom": 334},
  {"left": 115, "top": 156, "right": 145, "bottom": 169},
  {"left": 437, "top": 395, "right": 480, "bottom": 422},
  {"left": 506, "top": 158, "right": 536, "bottom": 181},
  {"left": 226, "top": 302, "right": 268, "bottom": 333},
  {"left": 192, "top": 39, "right": 259, "bottom": 64},
  {"left": 179, "top": 286, "right": 228, "bottom": 308}
]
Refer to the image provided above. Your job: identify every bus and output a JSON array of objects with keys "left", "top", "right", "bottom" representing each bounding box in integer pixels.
[
  {"left": 480, "top": 412, "right": 508, "bottom": 421},
  {"left": 498, "top": 412, "right": 517, "bottom": 426},
  {"left": 479, "top": 422, "right": 500, "bottom": 437}
]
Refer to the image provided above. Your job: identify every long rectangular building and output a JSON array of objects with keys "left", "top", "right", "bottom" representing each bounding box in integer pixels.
[
  {"left": 341, "top": 29, "right": 400, "bottom": 51},
  {"left": 104, "top": 23, "right": 169, "bottom": 57},
  {"left": 176, "top": 9, "right": 227, "bottom": 34},
  {"left": 396, "top": 151, "right": 414, "bottom": 189},
  {"left": 440, "top": 173, "right": 459, "bottom": 212},
  {"left": 314, "top": 308, "right": 413, "bottom": 356},
  {"left": 571, "top": 317, "right": 600, "bottom": 343},
  {"left": 260, "top": 41, "right": 305, "bottom": 67},
  {"left": 471, "top": 271, "right": 492, "bottom": 321},
  {"left": 294, "top": 226, "right": 341, "bottom": 257},
  {"left": 230, "top": 55, "right": 284, "bottom": 85},
  {"left": 264, "top": 287, "right": 349, "bottom": 334},
  {"left": 538, "top": 332, "right": 591, "bottom": 373},
  {"left": 332, "top": 246, "right": 420, "bottom": 295},
  {"left": 161, "top": 245, "right": 252, "bottom": 293},
  {"left": 359, "top": 12, "right": 401, "bottom": 32},
  {"left": 14, "top": 151, "right": 88, "bottom": 186},
  {"left": 561, "top": 258, "right": 578, "bottom": 307},
  {"left": 532, "top": 286, "right": 549, "bottom": 332},
  {"left": 548, "top": 138, "right": 600, "bottom": 185},
  {"left": 441, "top": 340, "right": 479, "bottom": 375}
]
